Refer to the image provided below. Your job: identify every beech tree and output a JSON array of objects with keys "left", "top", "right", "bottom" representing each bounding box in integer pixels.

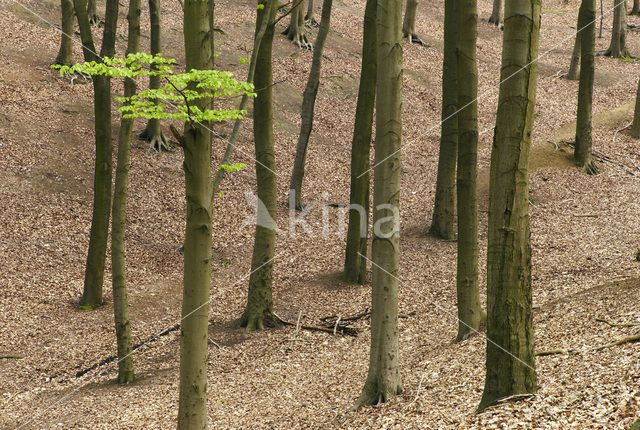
[
  {"left": 87, "top": 0, "right": 99, "bottom": 25},
  {"left": 631, "top": 0, "right": 640, "bottom": 14},
  {"left": 402, "top": 0, "right": 427, "bottom": 45},
  {"left": 283, "top": 0, "right": 312, "bottom": 50},
  {"left": 488, "top": 0, "right": 501, "bottom": 24},
  {"left": 574, "top": 0, "right": 598, "bottom": 174},
  {"left": 355, "top": 0, "right": 403, "bottom": 406},
  {"left": 478, "top": 0, "right": 540, "bottom": 410},
  {"left": 140, "top": 0, "right": 171, "bottom": 152},
  {"left": 429, "top": 0, "right": 457, "bottom": 240},
  {"left": 71, "top": 0, "right": 119, "bottom": 309},
  {"left": 344, "top": 0, "right": 376, "bottom": 283},
  {"left": 238, "top": 0, "right": 280, "bottom": 331},
  {"left": 288, "top": 0, "right": 334, "bottom": 210},
  {"left": 604, "top": 0, "right": 629, "bottom": 58},
  {"left": 455, "top": 0, "right": 483, "bottom": 341},
  {"left": 55, "top": 0, "right": 74, "bottom": 66},
  {"left": 631, "top": 76, "right": 640, "bottom": 138},
  {"left": 566, "top": 32, "right": 580, "bottom": 80},
  {"left": 305, "top": 0, "right": 318, "bottom": 25}
]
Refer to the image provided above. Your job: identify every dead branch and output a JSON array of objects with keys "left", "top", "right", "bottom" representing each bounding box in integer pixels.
[
  {"left": 274, "top": 312, "right": 358, "bottom": 336},
  {"left": 536, "top": 333, "right": 640, "bottom": 356},
  {"left": 596, "top": 317, "right": 640, "bottom": 327},
  {"left": 572, "top": 213, "right": 599, "bottom": 218},
  {"left": 0, "top": 354, "right": 24, "bottom": 359}
]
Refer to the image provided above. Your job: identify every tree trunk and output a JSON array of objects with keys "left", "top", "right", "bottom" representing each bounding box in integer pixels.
[
  {"left": 55, "top": 0, "right": 75, "bottom": 66},
  {"left": 631, "top": 76, "right": 640, "bottom": 138},
  {"left": 455, "top": 0, "right": 483, "bottom": 341},
  {"left": 72, "top": 0, "right": 98, "bottom": 62},
  {"left": 402, "top": 0, "right": 418, "bottom": 41},
  {"left": 79, "top": 0, "right": 119, "bottom": 309},
  {"left": 605, "top": 0, "right": 629, "bottom": 57},
  {"left": 566, "top": 32, "right": 581, "bottom": 80},
  {"left": 305, "top": 0, "right": 317, "bottom": 24},
  {"left": 288, "top": 0, "right": 333, "bottom": 210},
  {"left": 478, "top": 0, "right": 540, "bottom": 411},
  {"left": 283, "top": 0, "right": 312, "bottom": 49},
  {"left": 355, "top": 0, "right": 403, "bottom": 407},
  {"left": 344, "top": 0, "right": 376, "bottom": 284},
  {"left": 238, "top": 0, "right": 279, "bottom": 331},
  {"left": 177, "top": 0, "right": 214, "bottom": 427},
  {"left": 429, "top": 0, "right": 457, "bottom": 240},
  {"left": 140, "top": 0, "right": 170, "bottom": 152},
  {"left": 631, "top": 0, "right": 639, "bottom": 14},
  {"left": 488, "top": 0, "right": 501, "bottom": 24},
  {"left": 574, "top": 0, "right": 598, "bottom": 174},
  {"left": 111, "top": 0, "right": 141, "bottom": 384},
  {"left": 87, "top": 0, "right": 99, "bottom": 25}
]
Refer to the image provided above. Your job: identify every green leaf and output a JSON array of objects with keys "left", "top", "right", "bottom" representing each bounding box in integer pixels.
[{"left": 219, "top": 162, "right": 247, "bottom": 172}]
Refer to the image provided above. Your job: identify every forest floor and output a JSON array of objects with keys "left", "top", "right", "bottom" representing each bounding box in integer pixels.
[{"left": 1, "top": 0, "right": 640, "bottom": 428}]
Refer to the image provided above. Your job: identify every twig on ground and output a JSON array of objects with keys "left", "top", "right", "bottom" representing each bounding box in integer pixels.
[
  {"left": 0, "top": 354, "right": 24, "bottom": 359},
  {"left": 613, "top": 121, "right": 633, "bottom": 145},
  {"left": 536, "top": 333, "right": 640, "bottom": 356},
  {"left": 572, "top": 213, "right": 599, "bottom": 218},
  {"left": 596, "top": 317, "right": 640, "bottom": 327}
]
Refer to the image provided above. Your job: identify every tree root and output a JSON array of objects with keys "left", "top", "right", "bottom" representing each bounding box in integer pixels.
[
  {"left": 88, "top": 14, "right": 102, "bottom": 27},
  {"left": 139, "top": 128, "right": 172, "bottom": 153},
  {"left": 488, "top": 14, "right": 500, "bottom": 25},
  {"left": 282, "top": 26, "right": 313, "bottom": 50},
  {"left": 236, "top": 311, "right": 280, "bottom": 331},
  {"left": 536, "top": 333, "right": 640, "bottom": 356},
  {"left": 404, "top": 32, "right": 429, "bottom": 47},
  {"left": 305, "top": 17, "right": 319, "bottom": 27},
  {"left": 584, "top": 159, "right": 600, "bottom": 175}
]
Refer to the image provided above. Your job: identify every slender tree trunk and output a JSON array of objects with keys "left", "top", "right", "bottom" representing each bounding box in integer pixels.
[
  {"left": 344, "top": 0, "right": 376, "bottom": 284},
  {"left": 238, "top": 0, "right": 279, "bottom": 331},
  {"left": 111, "top": 0, "right": 141, "bottom": 384},
  {"left": 605, "top": 0, "right": 629, "bottom": 57},
  {"left": 429, "top": 0, "right": 457, "bottom": 240},
  {"left": 574, "top": 0, "right": 598, "bottom": 174},
  {"left": 355, "top": 0, "right": 403, "bottom": 407},
  {"left": 478, "top": 0, "right": 540, "bottom": 411},
  {"left": 72, "top": 0, "right": 97, "bottom": 62},
  {"left": 283, "top": 0, "right": 312, "bottom": 49},
  {"left": 140, "top": 0, "right": 170, "bottom": 152},
  {"left": 631, "top": 0, "right": 639, "bottom": 14},
  {"left": 455, "top": 0, "right": 483, "bottom": 341},
  {"left": 402, "top": 0, "right": 418, "bottom": 40},
  {"left": 488, "top": 0, "right": 501, "bottom": 24},
  {"left": 288, "top": 0, "right": 333, "bottom": 210},
  {"left": 566, "top": 32, "right": 581, "bottom": 80},
  {"left": 79, "top": 0, "right": 119, "bottom": 309},
  {"left": 177, "top": 0, "right": 214, "bottom": 427},
  {"left": 87, "top": 0, "right": 99, "bottom": 25},
  {"left": 305, "top": 0, "right": 317, "bottom": 24},
  {"left": 631, "top": 76, "right": 640, "bottom": 138},
  {"left": 56, "top": 0, "right": 75, "bottom": 66}
]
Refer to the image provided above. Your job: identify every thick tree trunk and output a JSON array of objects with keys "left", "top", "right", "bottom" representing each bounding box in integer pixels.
[
  {"left": 455, "top": 0, "right": 483, "bottom": 341},
  {"left": 429, "top": 0, "right": 457, "bottom": 240},
  {"left": 574, "top": 0, "right": 598, "bottom": 174},
  {"left": 79, "top": 0, "right": 119, "bottom": 309},
  {"left": 288, "top": 0, "right": 333, "bottom": 210},
  {"left": 238, "top": 0, "right": 279, "bottom": 331},
  {"left": 140, "top": 0, "right": 170, "bottom": 152},
  {"left": 631, "top": 76, "right": 640, "bottom": 138},
  {"left": 87, "top": 0, "right": 99, "bottom": 25},
  {"left": 111, "top": 0, "right": 141, "bottom": 384},
  {"left": 283, "top": 0, "right": 312, "bottom": 50},
  {"left": 566, "top": 32, "right": 581, "bottom": 80},
  {"left": 55, "top": 0, "right": 75, "bottom": 66},
  {"left": 478, "top": 0, "right": 540, "bottom": 411},
  {"left": 605, "top": 0, "right": 629, "bottom": 57},
  {"left": 488, "top": 0, "right": 501, "bottom": 24},
  {"left": 355, "top": 0, "right": 403, "bottom": 407},
  {"left": 344, "top": 0, "right": 376, "bottom": 284},
  {"left": 177, "top": 0, "right": 214, "bottom": 427}
]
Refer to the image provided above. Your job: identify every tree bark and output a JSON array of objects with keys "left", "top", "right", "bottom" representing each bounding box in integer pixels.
[
  {"left": 238, "top": 0, "right": 279, "bottom": 331},
  {"left": 402, "top": 0, "right": 418, "bottom": 41},
  {"left": 288, "top": 0, "right": 333, "bottom": 210},
  {"left": 566, "top": 32, "right": 581, "bottom": 80},
  {"left": 478, "top": 0, "right": 539, "bottom": 411},
  {"left": 283, "top": 0, "right": 312, "bottom": 50},
  {"left": 344, "top": 0, "right": 376, "bottom": 284},
  {"left": 78, "top": 0, "right": 119, "bottom": 309},
  {"left": 429, "top": 0, "right": 457, "bottom": 240},
  {"left": 111, "top": 0, "right": 141, "bottom": 384},
  {"left": 631, "top": 0, "right": 639, "bottom": 14},
  {"left": 140, "top": 0, "right": 170, "bottom": 152},
  {"left": 305, "top": 0, "right": 317, "bottom": 24},
  {"left": 605, "top": 0, "right": 629, "bottom": 57},
  {"left": 355, "top": 0, "right": 403, "bottom": 407},
  {"left": 177, "top": 0, "right": 214, "bottom": 427},
  {"left": 72, "top": 0, "right": 98, "bottom": 62},
  {"left": 455, "top": 0, "right": 483, "bottom": 341},
  {"left": 488, "top": 0, "right": 501, "bottom": 24},
  {"left": 87, "top": 0, "right": 99, "bottom": 25},
  {"left": 55, "top": 0, "right": 75, "bottom": 66},
  {"left": 631, "top": 76, "right": 640, "bottom": 138},
  {"left": 574, "top": 0, "right": 598, "bottom": 174}
]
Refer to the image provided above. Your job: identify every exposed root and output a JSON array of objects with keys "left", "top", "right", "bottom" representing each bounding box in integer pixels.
[
  {"left": 404, "top": 32, "right": 429, "bottom": 47},
  {"left": 305, "top": 17, "right": 319, "bottom": 27},
  {"left": 236, "top": 310, "right": 279, "bottom": 331},
  {"left": 139, "top": 128, "right": 172, "bottom": 153},
  {"left": 584, "top": 160, "right": 599, "bottom": 175},
  {"left": 488, "top": 14, "right": 500, "bottom": 25},
  {"left": 88, "top": 14, "right": 102, "bottom": 27},
  {"left": 282, "top": 26, "right": 313, "bottom": 50}
]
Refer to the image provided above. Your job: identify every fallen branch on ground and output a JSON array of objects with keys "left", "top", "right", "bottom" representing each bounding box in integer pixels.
[
  {"left": 536, "top": 333, "right": 640, "bottom": 356},
  {"left": 274, "top": 312, "right": 359, "bottom": 336},
  {"left": 596, "top": 317, "right": 640, "bottom": 327}
]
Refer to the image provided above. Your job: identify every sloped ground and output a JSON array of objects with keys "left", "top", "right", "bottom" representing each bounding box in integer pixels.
[{"left": 1, "top": 0, "right": 640, "bottom": 428}]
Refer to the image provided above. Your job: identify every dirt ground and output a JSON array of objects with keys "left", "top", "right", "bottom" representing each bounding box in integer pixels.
[{"left": 1, "top": 0, "right": 640, "bottom": 428}]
